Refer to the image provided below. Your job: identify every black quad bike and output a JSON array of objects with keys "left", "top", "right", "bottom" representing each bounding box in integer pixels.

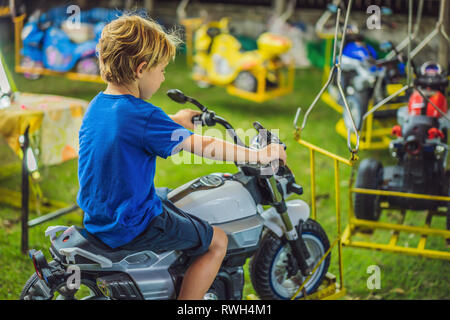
[
  {"left": 354, "top": 61, "right": 449, "bottom": 232},
  {"left": 21, "top": 89, "right": 331, "bottom": 300}
]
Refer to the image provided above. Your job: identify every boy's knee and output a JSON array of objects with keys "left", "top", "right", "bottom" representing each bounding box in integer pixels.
[{"left": 210, "top": 227, "right": 228, "bottom": 256}]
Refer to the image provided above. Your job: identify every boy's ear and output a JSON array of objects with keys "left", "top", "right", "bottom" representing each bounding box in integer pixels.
[{"left": 136, "top": 61, "right": 148, "bottom": 79}]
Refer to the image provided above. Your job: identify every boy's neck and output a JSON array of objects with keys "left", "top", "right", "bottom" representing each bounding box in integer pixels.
[{"left": 104, "top": 82, "right": 140, "bottom": 99}]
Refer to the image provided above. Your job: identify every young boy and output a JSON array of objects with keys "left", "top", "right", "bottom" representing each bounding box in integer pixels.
[{"left": 77, "top": 14, "right": 287, "bottom": 300}]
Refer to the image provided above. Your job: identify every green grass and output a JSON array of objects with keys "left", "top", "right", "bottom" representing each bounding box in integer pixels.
[{"left": 0, "top": 41, "right": 449, "bottom": 300}]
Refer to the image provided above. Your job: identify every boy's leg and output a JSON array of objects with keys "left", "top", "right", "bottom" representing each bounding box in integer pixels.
[{"left": 178, "top": 226, "right": 228, "bottom": 300}]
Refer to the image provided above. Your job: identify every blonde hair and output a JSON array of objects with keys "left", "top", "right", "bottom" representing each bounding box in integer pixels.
[{"left": 97, "top": 14, "right": 181, "bottom": 85}]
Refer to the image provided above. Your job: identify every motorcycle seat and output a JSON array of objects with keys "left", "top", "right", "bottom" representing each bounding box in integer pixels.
[
  {"left": 50, "top": 225, "right": 151, "bottom": 265},
  {"left": 50, "top": 188, "right": 173, "bottom": 266}
]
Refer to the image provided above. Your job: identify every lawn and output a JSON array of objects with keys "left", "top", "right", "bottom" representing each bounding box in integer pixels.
[{"left": 0, "top": 37, "right": 449, "bottom": 300}]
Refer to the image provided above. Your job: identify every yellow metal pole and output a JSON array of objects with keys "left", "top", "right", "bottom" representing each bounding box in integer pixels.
[
  {"left": 257, "top": 66, "right": 266, "bottom": 98},
  {"left": 310, "top": 149, "right": 317, "bottom": 220},
  {"left": 351, "top": 187, "right": 450, "bottom": 202},
  {"left": 290, "top": 236, "right": 340, "bottom": 300},
  {"left": 348, "top": 168, "right": 355, "bottom": 226},
  {"left": 14, "top": 15, "right": 25, "bottom": 72},
  {"left": 295, "top": 138, "right": 355, "bottom": 166},
  {"left": 334, "top": 159, "right": 344, "bottom": 290}
]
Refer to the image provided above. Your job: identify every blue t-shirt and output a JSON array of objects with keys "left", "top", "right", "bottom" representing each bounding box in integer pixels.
[{"left": 77, "top": 92, "right": 193, "bottom": 248}]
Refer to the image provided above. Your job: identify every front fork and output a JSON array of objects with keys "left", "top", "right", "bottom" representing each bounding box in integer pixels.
[{"left": 266, "top": 177, "right": 311, "bottom": 277}]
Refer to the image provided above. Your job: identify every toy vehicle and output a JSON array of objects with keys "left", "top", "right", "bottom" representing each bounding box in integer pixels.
[
  {"left": 21, "top": 90, "right": 330, "bottom": 300},
  {"left": 329, "top": 28, "right": 406, "bottom": 132},
  {"left": 354, "top": 62, "right": 449, "bottom": 226},
  {"left": 192, "top": 18, "right": 294, "bottom": 102}
]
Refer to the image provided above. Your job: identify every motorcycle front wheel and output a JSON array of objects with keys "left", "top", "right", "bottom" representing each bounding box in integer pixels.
[
  {"left": 342, "top": 91, "right": 369, "bottom": 132},
  {"left": 249, "top": 219, "right": 330, "bottom": 300}
]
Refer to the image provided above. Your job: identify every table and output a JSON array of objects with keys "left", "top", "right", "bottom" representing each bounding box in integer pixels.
[{"left": 0, "top": 91, "right": 89, "bottom": 253}]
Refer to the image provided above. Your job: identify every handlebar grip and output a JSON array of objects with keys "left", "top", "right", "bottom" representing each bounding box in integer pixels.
[{"left": 191, "top": 114, "right": 202, "bottom": 125}]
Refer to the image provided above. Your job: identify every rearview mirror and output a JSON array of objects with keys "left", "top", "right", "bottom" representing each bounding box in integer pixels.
[{"left": 166, "top": 89, "right": 187, "bottom": 104}]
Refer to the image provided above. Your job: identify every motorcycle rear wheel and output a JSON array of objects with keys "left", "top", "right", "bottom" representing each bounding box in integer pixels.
[
  {"left": 249, "top": 219, "right": 330, "bottom": 300},
  {"left": 20, "top": 263, "right": 106, "bottom": 300}
]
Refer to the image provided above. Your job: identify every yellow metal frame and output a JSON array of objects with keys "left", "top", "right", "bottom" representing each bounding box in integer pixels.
[
  {"left": 286, "top": 130, "right": 358, "bottom": 300},
  {"left": 246, "top": 132, "right": 353, "bottom": 300},
  {"left": 246, "top": 272, "right": 346, "bottom": 300},
  {"left": 0, "top": 5, "right": 10, "bottom": 17},
  {"left": 13, "top": 14, "right": 104, "bottom": 84},
  {"left": 226, "top": 61, "right": 295, "bottom": 103},
  {"left": 343, "top": 184, "right": 450, "bottom": 260},
  {"left": 291, "top": 127, "right": 450, "bottom": 300},
  {"left": 193, "top": 60, "right": 295, "bottom": 103},
  {"left": 179, "top": 17, "right": 204, "bottom": 67}
]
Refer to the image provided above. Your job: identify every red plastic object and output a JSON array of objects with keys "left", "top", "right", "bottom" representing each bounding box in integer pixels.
[
  {"left": 408, "top": 90, "right": 448, "bottom": 118},
  {"left": 391, "top": 125, "right": 402, "bottom": 137},
  {"left": 428, "top": 127, "right": 445, "bottom": 140}
]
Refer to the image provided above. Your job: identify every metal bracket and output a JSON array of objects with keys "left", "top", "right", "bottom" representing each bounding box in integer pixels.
[
  {"left": 296, "top": 0, "right": 360, "bottom": 155},
  {"left": 59, "top": 247, "right": 113, "bottom": 268},
  {"left": 44, "top": 225, "right": 69, "bottom": 242}
]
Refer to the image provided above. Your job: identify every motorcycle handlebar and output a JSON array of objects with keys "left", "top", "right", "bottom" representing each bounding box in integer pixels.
[{"left": 169, "top": 89, "right": 287, "bottom": 170}]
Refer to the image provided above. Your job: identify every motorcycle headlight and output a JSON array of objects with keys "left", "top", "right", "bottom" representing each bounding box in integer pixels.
[
  {"left": 389, "top": 142, "right": 397, "bottom": 157},
  {"left": 434, "top": 144, "right": 447, "bottom": 160}
]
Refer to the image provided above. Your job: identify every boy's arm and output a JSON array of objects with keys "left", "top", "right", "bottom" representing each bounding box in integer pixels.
[
  {"left": 169, "top": 109, "right": 201, "bottom": 130},
  {"left": 178, "top": 134, "right": 287, "bottom": 165}
]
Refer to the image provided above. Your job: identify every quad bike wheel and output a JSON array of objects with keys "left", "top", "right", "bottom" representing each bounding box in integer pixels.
[
  {"left": 193, "top": 63, "right": 212, "bottom": 88},
  {"left": 249, "top": 219, "right": 330, "bottom": 300},
  {"left": 354, "top": 158, "right": 384, "bottom": 222},
  {"left": 234, "top": 71, "right": 257, "bottom": 92}
]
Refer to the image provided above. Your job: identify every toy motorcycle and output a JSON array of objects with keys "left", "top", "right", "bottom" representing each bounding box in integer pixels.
[
  {"left": 354, "top": 61, "right": 449, "bottom": 226},
  {"left": 320, "top": 2, "right": 405, "bottom": 131},
  {"left": 21, "top": 89, "right": 330, "bottom": 300},
  {"left": 331, "top": 29, "right": 405, "bottom": 132},
  {"left": 192, "top": 17, "right": 292, "bottom": 93}
]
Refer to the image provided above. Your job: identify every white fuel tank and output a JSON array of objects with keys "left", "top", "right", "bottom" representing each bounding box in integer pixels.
[{"left": 167, "top": 175, "right": 257, "bottom": 224}]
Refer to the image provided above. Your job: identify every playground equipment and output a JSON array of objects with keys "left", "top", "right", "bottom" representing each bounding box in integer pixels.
[
  {"left": 191, "top": 16, "right": 295, "bottom": 103},
  {"left": 12, "top": 5, "right": 125, "bottom": 84},
  {"left": 316, "top": 0, "right": 409, "bottom": 150},
  {"left": 21, "top": 89, "right": 333, "bottom": 300},
  {"left": 352, "top": 59, "right": 449, "bottom": 252},
  {"left": 179, "top": 0, "right": 296, "bottom": 103},
  {"left": 292, "top": 1, "right": 450, "bottom": 301}
]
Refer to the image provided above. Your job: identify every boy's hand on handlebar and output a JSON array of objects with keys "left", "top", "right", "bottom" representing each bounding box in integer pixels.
[
  {"left": 258, "top": 144, "right": 287, "bottom": 166},
  {"left": 170, "top": 109, "right": 202, "bottom": 130}
]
